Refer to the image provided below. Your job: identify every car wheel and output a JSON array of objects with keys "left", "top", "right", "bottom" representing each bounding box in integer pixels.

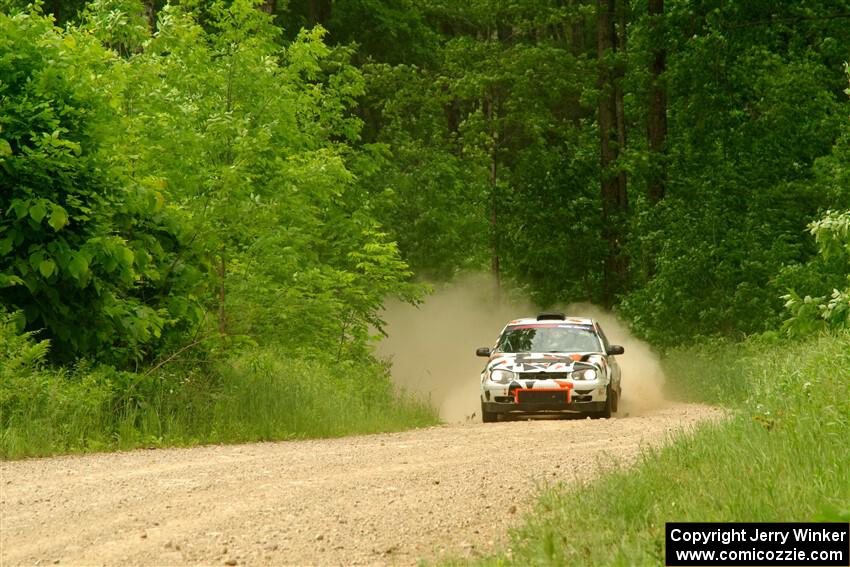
[
  {"left": 481, "top": 401, "right": 498, "bottom": 423},
  {"left": 611, "top": 388, "right": 619, "bottom": 413},
  {"left": 591, "top": 386, "right": 613, "bottom": 419}
]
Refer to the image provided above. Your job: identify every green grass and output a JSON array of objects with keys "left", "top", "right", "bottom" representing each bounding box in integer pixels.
[
  {"left": 465, "top": 332, "right": 850, "bottom": 566},
  {"left": 0, "top": 318, "right": 439, "bottom": 459}
]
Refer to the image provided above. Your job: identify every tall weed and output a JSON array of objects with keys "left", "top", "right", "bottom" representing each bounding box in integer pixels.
[{"left": 0, "top": 314, "right": 438, "bottom": 459}]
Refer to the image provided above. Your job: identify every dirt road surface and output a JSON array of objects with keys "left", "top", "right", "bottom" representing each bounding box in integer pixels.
[{"left": 1, "top": 403, "right": 720, "bottom": 566}]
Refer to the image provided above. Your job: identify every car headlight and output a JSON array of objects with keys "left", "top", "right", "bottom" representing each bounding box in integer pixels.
[
  {"left": 489, "top": 369, "right": 516, "bottom": 384},
  {"left": 571, "top": 368, "right": 598, "bottom": 381}
]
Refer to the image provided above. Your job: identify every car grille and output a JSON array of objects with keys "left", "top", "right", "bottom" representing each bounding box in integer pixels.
[
  {"left": 516, "top": 390, "right": 568, "bottom": 404},
  {"left": 518, "top": 372, "right": 570, "bottom": 380}
]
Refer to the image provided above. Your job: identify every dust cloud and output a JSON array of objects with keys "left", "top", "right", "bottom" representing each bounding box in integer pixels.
[
  {"left": 563, "top": 303, "right": 666, "bottom": 415},
  {"left": 376, "top": 274, "right": 532, "bottom": 422},
  {"left": 377, "top": 274, "right": 667, "bottom": 422}
]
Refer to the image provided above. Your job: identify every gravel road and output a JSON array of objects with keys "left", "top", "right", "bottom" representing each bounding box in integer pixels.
[{"left": 1, "top": 403, "right": 720, "bottom": 566}]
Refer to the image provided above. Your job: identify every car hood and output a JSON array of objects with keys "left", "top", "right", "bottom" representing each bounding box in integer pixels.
[{"left": 486, "top": 352, "right": 604, "bottom": 373}]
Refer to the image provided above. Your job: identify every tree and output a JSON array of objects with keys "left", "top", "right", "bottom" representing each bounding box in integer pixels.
[
  {"left": 103, "top": 0, "right": 422, "bottom": 354},
  {"left": 621, "top": 0, "right": 850, "bottom": 344},
  {"left": 596, "top": 0, "right": 628, "bottom": 308},
  {"left": 0, "top": 10, "right": 202, "bottom": 365},
  {"left": 646, "top": 0, "right": 666, "bottom": 205}
]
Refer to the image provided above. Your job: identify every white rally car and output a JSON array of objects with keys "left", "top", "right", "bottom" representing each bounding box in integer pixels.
[{"left": 476, "top": 313, "right": 624, "bottom": 422}]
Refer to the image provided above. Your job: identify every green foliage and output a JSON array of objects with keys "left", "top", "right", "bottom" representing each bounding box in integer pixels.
[
  {"left": 283, "top": 0, "right": 439, "bottom": 66},
  {"left": 0, "top": 11, "right": 202, "bottom": 365},
  {"left": 782, "top": 210, "right": 850, "bottom": 334},
  {"left": 6, "top": 0, "right": 850, "bottom": 458},
  {"left": 101, "top": 0, "right": 422, "bottom": 353},
  {"left": 620, "top": 0, "right": 850, "bottom": 344},
  {"left": 207, "top": 347, "right": 438, "bottom": 442},
  {"left": 470, "top": 332, "right": 850, "bottom": 566},
  {"left": 356, "top": 1, "right": 604, "bottom": 293},
  {"left": 0, "top": 3, "right": 434, "bottom": 456},
  {"left": 357, "top": 62, "right": 492, "bottom": 279},
  {"left": 0, "top": 312, "right": 438, "bottom": 458},
  {"left": 6, "top": 0, "right": 850, "bottom": 358},
  {"left": 1, "top": 1, "right": 425, "bottom": 364},
  {"left": 278, "top": 0, "right": 850, "bottom": 345},
  {"left": 81, "top": 0, "right": 149, "bottom": 56},
  {"left": 330, "top": 0, "right": 850, "bottom": 343},
  {"left": 0, "top": 310, "right": 128, "bottom": 456},
  {"left": 811, "top": 209, "right": 850, "bottom": 260}
]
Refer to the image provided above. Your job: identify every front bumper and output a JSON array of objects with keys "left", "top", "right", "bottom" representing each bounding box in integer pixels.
[
  {"left": 481, "top": 376, "right": 610, "bottom": 414},
  {"left": 481, "top": 399, "right": 606, "bottom": 414}
]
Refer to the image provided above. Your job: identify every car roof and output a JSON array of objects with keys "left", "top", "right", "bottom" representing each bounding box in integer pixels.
[{"left": 504, "top": 316, "right": 595, "bottom": 327}]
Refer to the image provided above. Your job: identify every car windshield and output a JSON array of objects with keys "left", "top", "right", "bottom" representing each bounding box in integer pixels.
[{"left": 496, "top": 324, "right": 602, "bottom": 353}]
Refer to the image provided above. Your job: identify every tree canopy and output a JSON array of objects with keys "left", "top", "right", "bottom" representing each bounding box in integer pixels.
[{"left": 3, "top": 0, "right": 850, "bottom": 365}]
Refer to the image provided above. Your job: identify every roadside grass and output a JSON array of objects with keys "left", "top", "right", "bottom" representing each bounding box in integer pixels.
[
  {"left": 0, "top": 317, "right": 439, "bottom": 459},
  {"left": 463, "top": 332, "right": 850, "bottom": 566}
]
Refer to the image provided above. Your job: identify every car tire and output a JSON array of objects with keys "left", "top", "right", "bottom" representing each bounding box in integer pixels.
[
  {"left": 591, "top": 386, "right": 613, "bottom": 419},
  {"left": 611, "top": 388, "right": 619, "bottom": 413},
  {"left": 481, "top": 401, "right": 498, "bottom": 423}
]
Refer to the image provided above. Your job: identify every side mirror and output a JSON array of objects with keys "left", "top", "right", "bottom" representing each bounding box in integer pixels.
[
  {"left": 476, "top": 347, "right": 492, "bottom": 357},
  {"left": 608, "top": 345, "right": 625, "bottom": 356}
]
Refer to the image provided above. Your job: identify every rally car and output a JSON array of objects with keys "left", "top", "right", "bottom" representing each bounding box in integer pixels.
[{"left": 476, "top": 313, "right": 624, "bottom": 422}]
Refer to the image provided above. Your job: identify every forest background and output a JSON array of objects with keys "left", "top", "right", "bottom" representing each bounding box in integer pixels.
[{"left": 2, "top": 0, "right": 850, "bottom": 458}]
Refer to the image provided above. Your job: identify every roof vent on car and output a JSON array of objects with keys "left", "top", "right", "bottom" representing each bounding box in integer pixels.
[{"left": 536, "top": 312, "right": 566, "bottom": 321}]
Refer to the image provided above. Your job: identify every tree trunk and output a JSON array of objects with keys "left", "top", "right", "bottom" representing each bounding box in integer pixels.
[
  {"left": 647, "top": 0, "right": 667, "bottom": 204},
  {"left": 565, "top": 1, "right": 588, "bottom": 126},
  {"left": 487, "top": 97, "right": 501, "bottom": 298},
  {"left": 615, "top": 0, "right": 628, "bottom": 190},
  {"left": 597, "top": 0, "right": 628, "bottom": 308},
  {"left": 260, "top": 0, "right": 276, "bottom": 15},
  {"left": 307, "top": 0, "right": 332, "bottom": 27},
  {"left": 490, "top": 159, "right": 501, "bottom": 296},
  {"left": 445, "top": 97, "right": 461, "bottom": 136},
  {"left": 218, "top": 249, "right": 227, "bottom": 336},
  {"left": 143, "top": 0, "right": 156, "bottom": 31},
  {"left": 570, "top": 14, "right": 584, "bottom": 55}
]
